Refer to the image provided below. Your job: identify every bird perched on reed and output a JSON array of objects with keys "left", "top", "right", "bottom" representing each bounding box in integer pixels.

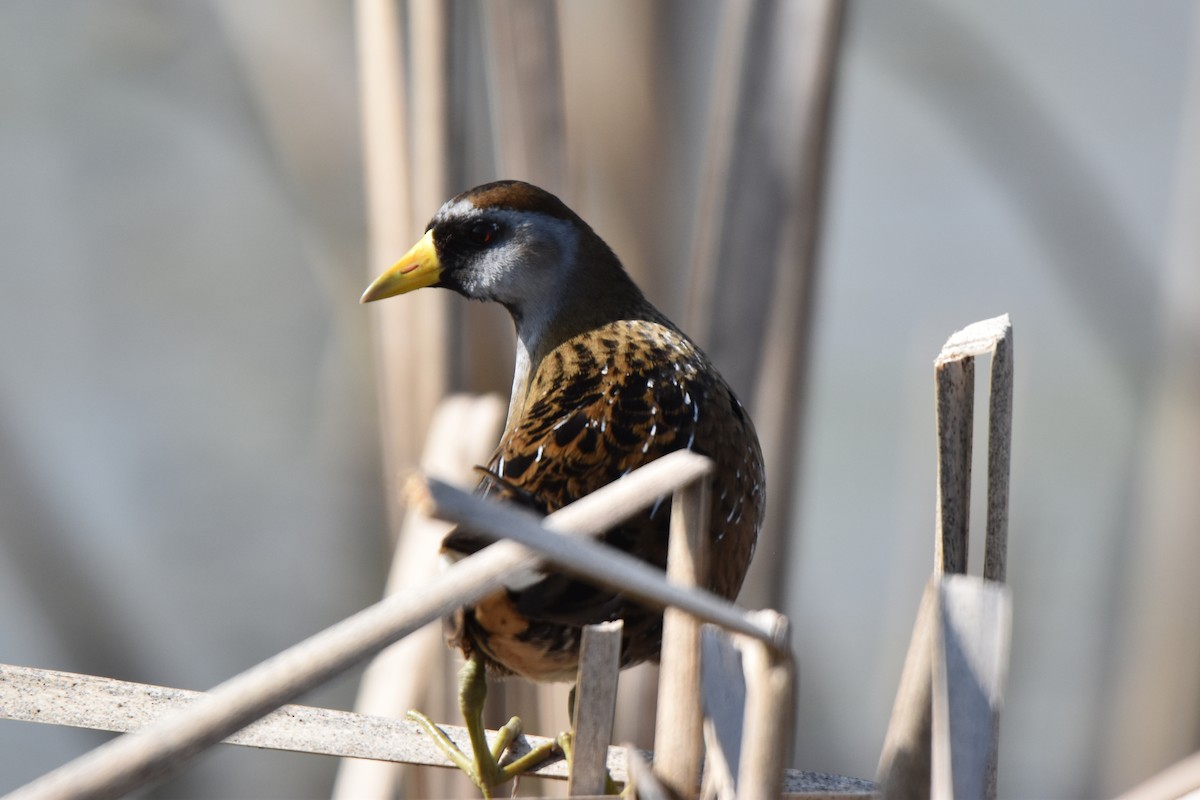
[{"left": 361, "top": 180, "right": 764, "bottom": 795}]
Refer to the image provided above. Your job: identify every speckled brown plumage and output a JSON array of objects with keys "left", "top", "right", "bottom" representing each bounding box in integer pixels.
[{"left": 362, "top": 180, "right": 765, "bottom": 684}]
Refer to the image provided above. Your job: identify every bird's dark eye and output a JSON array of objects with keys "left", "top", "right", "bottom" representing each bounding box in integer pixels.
[{"left": 466, "top": 220, "right": 500, "bottom": 247}]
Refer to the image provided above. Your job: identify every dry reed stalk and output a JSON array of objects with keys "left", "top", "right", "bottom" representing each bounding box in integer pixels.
[
  {"left": 876, "top": 578, "right": 1012, "bottom": 800},
  {"left": 568, "top": 621, "right": 624, "bottom": 796},
  {"left": 1100, "top": 13, "right": 1200, "bottom": 789},
  {"left": 1114, "top": 750, "right": 1200, "bottom": 800},
  {"left": 737, "top": 610, "right": 797, "bottom": 800},
  {"left": 555, "top": 2, "right": 673, "bottom": 301},
  {"left": 481, "top": 0, "right": 566, "bottom": 194},
  {"left": 878, "top": 316, "right": 1014, "bottom": 800},
  {"left": 876, "top": 580, "right": 938, "bottom": 799},
  {"left": 355, "top": 1, "right": 464, "bottom": 794},
  {"left": 930, "top": 577, "right": 1011, "bottom": 800},
  {"left": 934, "top": 355, "right": 973, "bottom": 576},
  {"left": 653, "top": 475, "right": 712, "bottom": 797},
  {"left": 357, "top": 0, "right": 421, "bottom": 488},
  {"left": 478, "top": 0, "right": 571, "bottom": 762},
  {"left": 933, "top": 315, "right": 1013, "bottom": 581},
  {"left": 331, "top": 394, "right": 505, "bottom": 800},
  {"left": 683, "top": 0, "right": 754, "bottom": 345},
  {"left": 0, "top": 663, "right": 586, "bottom": 781},
  {"left": 740, "top": 0, "right": 845, "bottom": 612}
]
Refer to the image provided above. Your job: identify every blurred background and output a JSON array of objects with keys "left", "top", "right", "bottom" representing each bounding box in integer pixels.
[{"left": 2, "top": 1, "right": 1199, "bottom": 797}]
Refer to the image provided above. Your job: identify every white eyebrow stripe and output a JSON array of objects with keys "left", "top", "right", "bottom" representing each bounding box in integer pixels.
[{"left": 438, "top": 197, "right": 476, "bottom": 221}]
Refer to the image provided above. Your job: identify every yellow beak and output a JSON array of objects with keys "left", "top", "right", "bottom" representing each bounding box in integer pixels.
[{"left": 359, "top": 230, "right": 442, "bottom": 303}]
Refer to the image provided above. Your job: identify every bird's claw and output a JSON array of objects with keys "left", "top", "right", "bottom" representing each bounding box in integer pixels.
[{"left": 407, "top": 709, "right": 563, "bottom": 798}]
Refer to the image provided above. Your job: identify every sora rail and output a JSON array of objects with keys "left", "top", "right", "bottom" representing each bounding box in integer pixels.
[{"left": 361, "top": 180, "right": 765, "bottom": 793}]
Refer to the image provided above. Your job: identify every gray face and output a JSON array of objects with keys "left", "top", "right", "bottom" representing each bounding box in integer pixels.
[{"left": 431, "top": 200, "right": 581, "bottom": 317}]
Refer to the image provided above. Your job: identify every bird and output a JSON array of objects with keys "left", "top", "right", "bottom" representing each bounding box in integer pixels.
[{"left": 361, "top": 180, "right": 765, "bottom": 795}]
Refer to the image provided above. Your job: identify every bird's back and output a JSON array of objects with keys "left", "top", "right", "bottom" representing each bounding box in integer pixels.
[{"left": 443, "top": 317, "right": 764, "bottom": 681}]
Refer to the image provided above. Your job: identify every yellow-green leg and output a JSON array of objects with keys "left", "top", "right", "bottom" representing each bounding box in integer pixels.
[{"left": 407, "top": 653, "right": 562, "bottom": 798}]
